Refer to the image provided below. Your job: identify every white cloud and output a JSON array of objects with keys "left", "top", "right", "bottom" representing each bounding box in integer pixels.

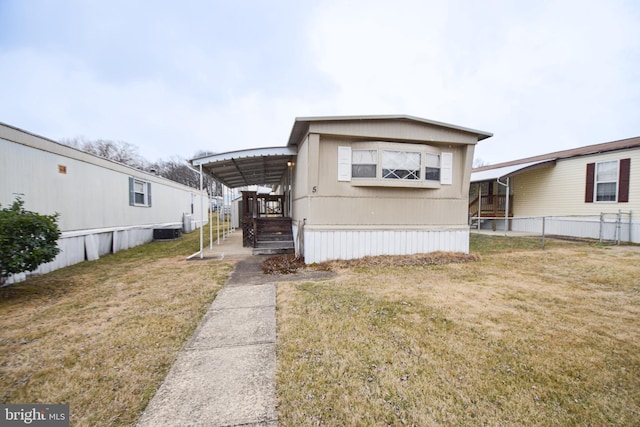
[
  {"left": 307, "top": 0, "right": 640, "bottom": 163},
  {"left": 0, "top": 0, "right": 638, "bottom": 167}
]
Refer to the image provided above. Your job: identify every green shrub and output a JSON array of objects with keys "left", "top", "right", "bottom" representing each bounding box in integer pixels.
[{"left": 0, "top": 196, "right": 60, "bottom": 285}]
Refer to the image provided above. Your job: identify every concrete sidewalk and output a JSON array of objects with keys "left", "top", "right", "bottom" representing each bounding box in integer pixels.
[{"left": 137, "top": 232, "right": 278, "bottom": 426}]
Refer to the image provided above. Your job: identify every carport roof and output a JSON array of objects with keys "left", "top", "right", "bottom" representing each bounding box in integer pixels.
[{"left": 190, "top": 146, "right": 296, "bottom": 188}]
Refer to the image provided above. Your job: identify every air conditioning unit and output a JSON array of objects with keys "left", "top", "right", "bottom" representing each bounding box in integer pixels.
[{"left": 153, "top": 227, "right": 182, "bottom": 240}]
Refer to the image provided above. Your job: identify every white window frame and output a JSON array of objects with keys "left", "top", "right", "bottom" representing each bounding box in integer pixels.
[
  {"left": 382, "top": 150, "right": 421, "bottom": 180},
  {"left": 129, "top": 177, "right": 152, "bottom": 207},
  {"left": 594, "top": 160, "right": 619, "bottom": 202},
  {"left": 352, "top": 149, "right": 378, "bottom": 178},
  {"left": 425, "top": 153, "right": 441, "bottom": 181},
  {"left": 338, "top": 142, "right": 452, "bottom": 188}
]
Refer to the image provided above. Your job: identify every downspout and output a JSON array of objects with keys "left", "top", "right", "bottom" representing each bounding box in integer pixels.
[
  {"left": 497, "top": 176, "right": 510, "bottom": 236},
  {"left": 477, "top": 182, "right": 481, "bottom": 230},
  {"left": 199, "top": 164, "right": 204, "bottom": 259},
  {"left": 209, "top": 180, "right": 213, "bottom": 249},
  {"left": 217, "top": 184, "right": 221, "bottom": 245}
]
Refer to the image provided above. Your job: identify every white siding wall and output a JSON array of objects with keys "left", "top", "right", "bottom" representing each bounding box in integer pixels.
[
  {"left": 1, "top": 127, "right": 206, "bottom": 283},
  {"left": 1, "top": 138, "right": 202, "bottom": 230},
  {"left": 302, "top": 226, "right": 469, "bottom": 263}
]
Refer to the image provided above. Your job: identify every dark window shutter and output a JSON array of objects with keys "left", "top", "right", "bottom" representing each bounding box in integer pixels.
[
  {"left": 129, "top": 177, "right": 135, "bottom": 206},
  {"left": 618, "top": 158, "right": 630, "bottom": 203},
  {"left": 585, "top": 163, "right": 595, "bottom": 203},
  {"left": 147, "top": 182, "right": 152, "bottom": 207}
]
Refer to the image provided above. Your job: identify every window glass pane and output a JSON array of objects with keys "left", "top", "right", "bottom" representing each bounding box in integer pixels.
[
  {"left": 425, "top": 153, "right": 440, "bottom": 168},
  {"left": 382, "top": 151, "right": 420, "bottom": 179},
  {"left": 135, "top": 193, "right": 145, "bottom": 204},
  {"left": 382, "top": 151, "right": 420, "bottom": 169},
  {"left": 352, "top": 164, "right": 377, "bottom": 178},
  {"left": 596, "top": 161, "right": 617, "bottom": 182},
  {"left": 352, "top": 149, "right": 377, "bottom": 178},
  {"left": 426, "top": 168, "right": 440, "bottom": 181},
  {"left": 353, "top": 149, "right": 377, "bottom": 164},
  {"left": 425, "top": 153, "right": 440, "bottom": 181},
  {"left": 134, "top": 181, "right": 145, "bottom": 193},
  {"left": 596, "top": 183, "right": 616, "bottom": 201}
]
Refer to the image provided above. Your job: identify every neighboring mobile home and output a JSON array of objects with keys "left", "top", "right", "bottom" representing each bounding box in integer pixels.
[
  {"left": 1, "top": 122, "right": 205, "bottom": 282},
  {"left": 192, "top": 115, "right": 492, "bottom": 263},
  {"left": 469, "top": 137, "right": 640, "bottom": 243}
]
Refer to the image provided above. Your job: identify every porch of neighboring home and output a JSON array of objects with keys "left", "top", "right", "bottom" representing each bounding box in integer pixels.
[
  {"left": 468, "top": 194, "right": 514, "bottom": 218},
  {"left": 468, "top": 181, "right": 514, "bottom": 231}
]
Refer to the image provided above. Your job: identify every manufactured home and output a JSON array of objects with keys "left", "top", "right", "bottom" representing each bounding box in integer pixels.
[
  {"left": 192, "top": 115, "right": 492, "bottom": 263},
  {"left": 1, "top": 122, "right": 206, "bottom": 282},
  {"left": 469, "top": 137, "right": 639, "bottom": 243}
]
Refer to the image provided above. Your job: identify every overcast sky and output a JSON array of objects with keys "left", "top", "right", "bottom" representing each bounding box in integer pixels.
[{"left": 1, "top": 0, "right": 638, "bottom": 165}]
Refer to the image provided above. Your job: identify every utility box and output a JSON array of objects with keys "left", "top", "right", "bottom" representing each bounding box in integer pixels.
[
  {"left": 183, "top": 214, "right": 193, "bottom": 233},
  {"left": 153, "top": 227, "right": 182, "bottom": 240}
]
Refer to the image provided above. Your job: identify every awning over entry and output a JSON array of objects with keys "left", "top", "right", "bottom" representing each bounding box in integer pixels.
[
  {"left": 470, "top": 159, "right": 556, "bottom": 183},
  {"left": 190, "top": 146, "right": 297, "bottom": 188}
]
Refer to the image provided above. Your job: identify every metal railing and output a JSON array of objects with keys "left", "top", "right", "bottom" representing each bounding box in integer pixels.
[{"left": 470, "top": 211, "right": 635, "bottom": 246}]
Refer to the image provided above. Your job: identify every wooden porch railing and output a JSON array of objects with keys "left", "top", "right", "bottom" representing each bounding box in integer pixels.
[{"left": 469, "top": 195, "right": 513, "bottom": 217}]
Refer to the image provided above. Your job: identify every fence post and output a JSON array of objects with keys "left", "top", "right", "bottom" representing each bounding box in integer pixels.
[
  {"left": 599, "top": 212, "right": 604, "bottom": 243},
  {"left": 541, "top": 216, "right": 546, "bottom": 249},
  {"left": 616, "top": 210, "right": 622, "bottom": 245}
]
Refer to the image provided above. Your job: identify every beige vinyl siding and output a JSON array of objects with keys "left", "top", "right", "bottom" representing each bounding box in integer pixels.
[
  {"left": 512, "top": 149, "right": 640, "bottom": 216},
  {"left": 299, "top": 137, "right": 473, "bottom": 227},
  {"left": 291, "top": 135, "right": 309, "bottom": 222},
  {"left": 287, "top": 116, "right": 487, "bottom": 261},
  {"left": 308, "top": 119, "right": 479, "bottom": 145}
]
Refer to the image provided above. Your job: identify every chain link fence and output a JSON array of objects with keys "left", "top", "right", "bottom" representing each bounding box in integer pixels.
[{"left": 470, "top": 211, "right": 636, "bottom": 245}]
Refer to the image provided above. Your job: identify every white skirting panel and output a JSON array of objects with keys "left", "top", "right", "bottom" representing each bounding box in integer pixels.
[
  {"left": 5, "top": 225, "right": 168, "bottom": 285},
  {"left": 302, "top": 227, "right": 470, "bottom": 264}
]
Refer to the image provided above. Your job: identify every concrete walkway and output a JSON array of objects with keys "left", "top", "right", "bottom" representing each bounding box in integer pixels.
[{"left": 137, "top": 231, "right": 278, "bottom": 426}]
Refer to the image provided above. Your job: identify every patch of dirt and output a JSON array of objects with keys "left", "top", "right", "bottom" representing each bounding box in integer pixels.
[
  {"left": 262, "top": 252, "right": 481, "bottom": 275},
  {"left": 321, "top": 251, "right": 481, "bottom": 269}
]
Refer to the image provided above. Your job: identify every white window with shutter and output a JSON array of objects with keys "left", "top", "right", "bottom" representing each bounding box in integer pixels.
[
  {"left": 338, "top": 146, "right": 352, "bottom": 181},
  {"left": 337, "top": 143, "right": 454, "bottom": 188},
  {"left": 440, "top": 152, "right": 453, "bottom": 185}
]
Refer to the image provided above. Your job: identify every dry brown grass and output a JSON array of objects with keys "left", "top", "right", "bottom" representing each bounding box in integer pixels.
[
  {"left": 0, "top": 229, "right": 233, "bottom": 426},
  {"left": 276, "top": 239, "right": 640, "bottom": 426}
]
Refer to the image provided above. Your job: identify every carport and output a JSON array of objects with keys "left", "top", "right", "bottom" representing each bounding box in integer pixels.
[{"left": 190, "top": 146, "right": 297, "bottom": 256}]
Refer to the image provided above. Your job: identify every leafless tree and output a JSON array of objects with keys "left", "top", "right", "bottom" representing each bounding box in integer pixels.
[
  {"left": 61, "top": 137, "right": 222, "bottom": 193},
  {"left": 60, "top": 137, "right": 147, "bottom": 169},
  {"left": 473, "top": 157, "right": 491, "bottom": 168},
  {"left": 150, "top": 156, "right": 222, "bottom": 194},
  {"left": 149, "top": 157, "right": 200, "bottom": 188}
]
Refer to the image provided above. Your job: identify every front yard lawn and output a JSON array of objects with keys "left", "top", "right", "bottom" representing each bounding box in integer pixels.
[{"left": 277, "top": 236, "right": 640, "bottom": 425}]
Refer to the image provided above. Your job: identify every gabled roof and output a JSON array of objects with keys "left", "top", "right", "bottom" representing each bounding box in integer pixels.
[
  {"left": 471, "top": 136, "right": 640, "bottom": 183},
  {"left": 474, "top": 136, "right": 640, "bottom": 173},
  {"left": 287, "top": 114, "right": 493, "bottom": 146}
]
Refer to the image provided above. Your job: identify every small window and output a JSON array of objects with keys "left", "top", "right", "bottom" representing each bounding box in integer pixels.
[
  {"left": 129, "top": 177, "right": 152, "bottom": 207},
  {"left": 595, "top": 160, "right": 618, "bottom": 202},
  {"left": 425, "top": 153, "right": 440, "bottom": 181},
  {"left": 352, "top": 149, "right": 377, "bottom": 178},
  {"left": 382, "top": 150, "right": 420, "bottom": 180},
  {"left": 134, "top": 180, "right": 146, "bottom": 204}
]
